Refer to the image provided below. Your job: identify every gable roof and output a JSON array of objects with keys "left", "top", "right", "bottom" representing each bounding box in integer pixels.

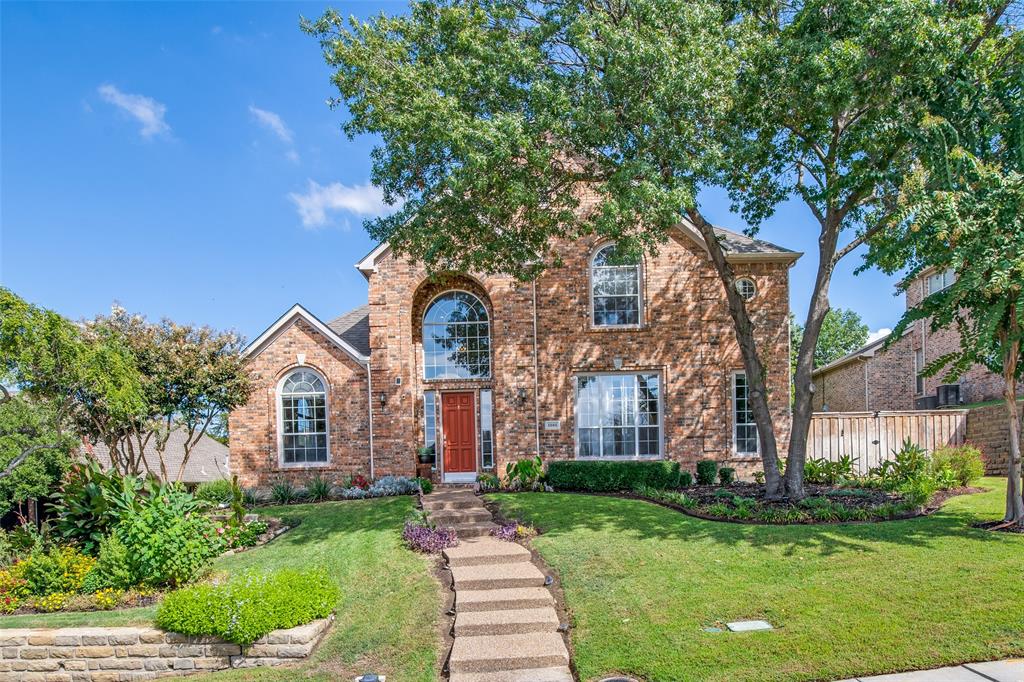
[
  {"left": 327, "top": 305, "right": 370, "bottom": 357},
  {"left": 355, "top": 219, "right": 800, "bottom": 275},
  {"left": 242, "top": 303, "right": 369, "bottom": 364},
  {"left": 811, "top": 332, "right": 896, "bottom": 377},
  {"left": 82, "top": 428, "right": 229, "bottom": 485}
]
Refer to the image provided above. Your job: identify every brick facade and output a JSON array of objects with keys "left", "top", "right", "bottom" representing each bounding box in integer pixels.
[
  {"left": 812, "top": 333, "right": 916, "bottom": 412},
  {"left": 965, "top": 401, "right": 1023, "bottom": 476},
  {"left": 230, "top": 226, "right": 796, "bottom": 487}
]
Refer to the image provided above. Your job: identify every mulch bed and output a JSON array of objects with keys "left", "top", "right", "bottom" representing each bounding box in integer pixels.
[
  {"left": 684, "top": 482, "right": 896, "bottom": 509},
  {"left": 973, "top": 519, "right": 1024, "bottom": 534}
]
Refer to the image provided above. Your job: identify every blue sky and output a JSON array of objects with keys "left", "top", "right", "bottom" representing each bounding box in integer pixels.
[{"left": 1, "top": 1, "right": 902, "bottom": 344}]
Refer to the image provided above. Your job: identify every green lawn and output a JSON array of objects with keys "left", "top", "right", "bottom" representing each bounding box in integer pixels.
[
  {"left": 488, "top": 477, "right": 1024, "bottom": 682},
  {"left": 1, "top": 497, "right": 443, "bottom": 682}
]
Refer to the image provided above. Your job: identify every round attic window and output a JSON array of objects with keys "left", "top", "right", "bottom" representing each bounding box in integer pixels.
[{"left": 735, "top": 277, "right": 757, "bottom": 301}]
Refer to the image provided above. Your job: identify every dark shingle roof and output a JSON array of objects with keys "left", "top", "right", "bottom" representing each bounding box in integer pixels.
[
  {"left": 83, "top": 428, "right": 230, "bottom": 484},
  {"left": 712, "top": 226, "right": 797, "bottom": 256},
  {"left": 327, "top": 305, "right": 370, "bottom": 356}
]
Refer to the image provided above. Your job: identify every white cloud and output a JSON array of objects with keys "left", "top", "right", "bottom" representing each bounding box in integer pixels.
[
  {"left": 288, "top": 180, "right": 393, "bottom": 229},
  {"left": 97, "top": 84, "right": 170, "bottom": 138},
  {"left": 284, "top": 149, "right": 300, "bottom": 164},
  {"left": 867, "top": 327, "right": 892, "bottom": 344},
  {"left": 248, "top": 105, "right": 293, "bottom": 143}
]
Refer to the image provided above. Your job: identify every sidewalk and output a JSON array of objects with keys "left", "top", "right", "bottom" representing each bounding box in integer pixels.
[{"left": 839, "top": 659, "right": 1023, "bottom": 682}]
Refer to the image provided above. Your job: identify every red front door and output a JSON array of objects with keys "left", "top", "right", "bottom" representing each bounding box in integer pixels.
[{"left": 442, "top": 392, "right": 477, "bottom": 473}]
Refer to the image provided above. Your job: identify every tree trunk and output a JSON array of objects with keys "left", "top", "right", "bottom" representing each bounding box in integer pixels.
[
  {"left": 784, "top": 215, "right": 842, "bottom": 500},
  {"left": 1002, "top": 337, "right": 1023, "bottom": 526},
  {"left": 686, "top": 209, "right": 784, "bottom": 497}
]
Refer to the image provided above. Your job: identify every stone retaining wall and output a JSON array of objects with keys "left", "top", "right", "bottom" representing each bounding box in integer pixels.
[
  {"left": 0, "top": 616, "right": 332, "bottom": 681},
  {"left": 966, "top": 401, "right": 1023, "bottom": 476}
]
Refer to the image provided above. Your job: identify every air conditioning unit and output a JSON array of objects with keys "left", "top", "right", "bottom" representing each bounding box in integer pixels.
[
  {"left": 915, "top": 395, "right": 938, "bottom": 410},
  {"left": 935, "top": 384, "right": 961, "bottom": 407}
]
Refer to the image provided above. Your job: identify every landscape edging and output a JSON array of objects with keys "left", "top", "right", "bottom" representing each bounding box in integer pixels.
[{"left": 0, "top": 614, "right": 333, "bottom": 680}]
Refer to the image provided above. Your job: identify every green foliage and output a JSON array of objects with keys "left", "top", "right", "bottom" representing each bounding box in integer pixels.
[
  {"left": 415, "top": 477, "right": 433, "bottom": 494},
  {"left": 695, "top": 460, "right": 718, "bottom": 486},
  {"left": 869, "top": 439, "right": 930, "bottom": 490},
  {"left": 84, "top": 534, "right": 135, "bottom": 592},
  {"left": 930, "top": 445, "right": 984, "bottom": 488},
  {"left": 229, "top": 475, "right": 245, "bottom": 526},
  {"left": 791, "top": 309, "right": 870, "bottom": 377},
  {"left": 718, "top": 467, "right": 736, "bottom": 485},
  {"left": 546, "top": 461, "right": 681, "bottom": 492},
  {"left": 679, "top": 471, "right": 693, "bottom": 487},
  {"left": 116, "top": 490, "right": 219, "bottom": 588},
  {"left": 155, "top": 568, "right": 339, "bottom": 646},
  {"left": 49, "top": 460, "right": 158, "bottom": 554},
  {"left": 476, "top": 472, "right": 500, "bottom": 492},
  {"left": 804, "top": 455, "right": 857, "bottom": 485},
  {"left": 11, "top": 546, "right": 95, "bottom": 596},
  {"left": 305, "top": 473, "right": 332, "bottom": 503},
  {"left": 505, "top": 456, "right": 544, "bottom": 490},
  {"left": 0, "top": 395, "right": 74, "bottom": 515},
  {"left": 194, "top": 479, "right": 233, "bottom": 505},
  {"left": 270, "top": 479, "right": 298, "bottom": 505}
]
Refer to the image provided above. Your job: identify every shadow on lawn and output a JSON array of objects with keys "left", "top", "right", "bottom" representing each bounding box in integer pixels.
[{"left": 490, "top": 491, "right": 1009, "bottom": 557}]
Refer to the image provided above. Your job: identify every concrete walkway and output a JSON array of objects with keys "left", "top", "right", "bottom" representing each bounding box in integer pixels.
[
  {"left": 839, "top": 659, "right": 1023, "bottom": 682},
  {"left": 424, "top": 488, "right": 572, "bottom": 682}
]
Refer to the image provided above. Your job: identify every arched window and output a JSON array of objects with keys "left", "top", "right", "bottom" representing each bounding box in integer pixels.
[
  {"left": 591, "top": 243, "right": 642, "bottom": 327},
  {"left": 279, "top": 369, "right": 328, "bottom": 465},
  {"left": 423, "top": 291, "right": 491, "bottom": 380},
  {"left": 735, "top": 277, "right": 757, "bottom": 301}
]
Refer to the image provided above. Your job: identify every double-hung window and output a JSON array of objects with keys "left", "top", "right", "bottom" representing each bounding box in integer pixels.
[
  {"left": 926, "top": 267, "right": 956, "bottom": 295},
  {"left": 279, "top": 369, "right": 329, "bottom": 465},
  {"left": 575, "top": 373, "right": 660, "bottom": 458},
  {"left": 732, "top": 372, "right": 758, "bottom": 456},
  {"left": 591, "top": 244, "right": 642, "bottom": 327}
]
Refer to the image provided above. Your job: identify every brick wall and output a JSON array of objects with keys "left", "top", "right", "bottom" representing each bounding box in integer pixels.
[
  {"left": 813, "top": 359, "right": 867, "bottom": 412},
  {"left": 0, "top": 618, "right": 330, "bottom": 681},
  {"left": 229, "top": 319, "right": 370, "bottom": 488},
  {"left": 965, "top": 400, "right": 1023, "bottom": 476}
]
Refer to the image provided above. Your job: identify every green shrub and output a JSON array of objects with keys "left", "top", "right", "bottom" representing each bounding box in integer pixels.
[
  {"left": 899, "top": 475, "right": 937, "bottom": 508},
  {"left": 415, "top": 477, "right": 433, "bottom": 494},
  {"left": 869, "top": 439, "right": 930, "bottom": 490},
  {"left": 804, "top": 455, "right": 857, "bottom": 485},
  {"left": 718, "top": 467, "right": 736, "bottom": 485},
  {"left": 930, "top": 445, "right": 984, "bottom": 488},
  {"left": 194, "top": 479, "right": 233, "bottom": 505},
  {"left": 82, "top": 534, "right": 135, "bottom": 592},
  {"left": 305, "top": 473, "right": 332, "bottom": 503},
  {"left": 270, "top": 479, "right": 298, "bottom": 505},
  {"left": 695, "top": 459, "right": 717, "bottom": 485},
  {"left": 12, "top": 546, "right": 95, "bottom": 596},
  {"left": 506, "top": 456, "right": 544, "bottom": 490},
  {"left": 155, "top": 568, "right": 339, "bottom": 646},
  {"left": 546, "top": 460, "right": 681, "bottom": 492},
  {"left": 117, "top": 491, "right": 220, "bottom": 588},
  {"left": 679, "top": 471, "right": 693, "bottom": 487}
]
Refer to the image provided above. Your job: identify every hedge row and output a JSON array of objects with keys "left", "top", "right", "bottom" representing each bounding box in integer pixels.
[{"left": 546, "top": 460, "right": 682, "bottom": 492}]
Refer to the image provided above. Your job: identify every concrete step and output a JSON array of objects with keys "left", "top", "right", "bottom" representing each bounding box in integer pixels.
[
  {"left": 451, "top": 562, "right": 546, "bottom": 590},
  {"left": 451, "top": 522, "right": 499, "bottom": 539},
  {"left": 454, "top": 607, "right": 560, "bottom": 636},
  {"left": 428, "top": 508, "right": 493, "bottom": 525},
  {"left": 448, "top": 632, "right": 570, "bottom": 674},
  {"left": 422, "top": 496, "right": 481, "bottom": 511},
  {"left": 444, "top": 537, "right": 532, "bottom": 567},
  {"left": 457, "top": 587, "right": 555, "bottom": 613},
  {"left": 449, "top": 666, "right": 574, "bottom": 682}
]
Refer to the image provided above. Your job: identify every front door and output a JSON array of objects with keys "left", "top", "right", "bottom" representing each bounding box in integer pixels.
[{"left": 442, "top": 392, "right": 477, "bottom": 474}]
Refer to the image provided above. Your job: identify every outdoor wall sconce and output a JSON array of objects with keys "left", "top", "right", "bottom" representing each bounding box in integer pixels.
[
  {"left": 613, "top": 357, "right": 624, "bottom": 369},
  {"left": 516, "top": 387, "right": 528, "bottom": 406},
  {"left": 378, "top": 392, "right": 387, "bottom": 408}
]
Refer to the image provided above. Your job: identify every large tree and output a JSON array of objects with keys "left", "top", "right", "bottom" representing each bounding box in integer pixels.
[
  {"left": 305, "top": 0, "right": 1012, "bottom": 497},
  {"left": 790, "top": 308, "right": 870, "bottom": 378},
  {"left": 867, "top": 26, "right": 1023, "bottom": 526}
]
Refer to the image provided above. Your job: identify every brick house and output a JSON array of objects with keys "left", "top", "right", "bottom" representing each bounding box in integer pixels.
[
  {"left": 812, "top": 266, "right": 1023, "bottom": 413},
  {"left": 229, "top": 220, "right": 799, "bottom": 488}
]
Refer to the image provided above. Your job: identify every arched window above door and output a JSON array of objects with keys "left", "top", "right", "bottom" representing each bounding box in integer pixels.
[{"left": 422, "top": 291, "right": 491, "bottom": 380}]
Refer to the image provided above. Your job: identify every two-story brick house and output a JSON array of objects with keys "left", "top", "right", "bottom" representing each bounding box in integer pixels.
[
  {"left": 812, "top": 266, "right": 1023, "bottom": 412},
  {"left": 229, "top": 220, "right": 799, "bottom": 488}
]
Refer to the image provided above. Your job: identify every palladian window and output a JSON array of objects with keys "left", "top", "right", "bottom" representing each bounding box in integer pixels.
[
  {"left": 279, "top": 369, "right": 329, "bottom": 465},
  {"left": 423, "top": 291, "right": 491, "bottom": 380},
  {"left": 591, "top": 244, "right": 642, "bottom": 327}
]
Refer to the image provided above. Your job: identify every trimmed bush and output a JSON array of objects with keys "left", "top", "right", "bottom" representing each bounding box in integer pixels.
[
  {"left": 930, "top": 445, "right": 984, "bottom": 488},
  {"left": 194, "top": 479, "right": 233, "bottom": 505},
  {"left": 718, "top": 467, "right": 736, "bottom": 485},
  {"left": 679, "top": 471, "right": 693, "bottom": 487},
  {"left": 546, "top": 460, "right": 681, "bottom": 492},
  {"left": 155, "top": 568, "right": 338, "bottom": 646},
  {"left": 696, "top": 459, "right": 718, "bottom": 485}
]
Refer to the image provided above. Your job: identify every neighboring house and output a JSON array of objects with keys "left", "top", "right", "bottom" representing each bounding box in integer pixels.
[
  {"left": 82, "top": 428, "right": 230, "bottom": 485},
  {"left": 813, "top": 265, "right": 1023, "bottom": 412},
  {"left": 229, "top": 218, "right": 800, "bottom": 487}
]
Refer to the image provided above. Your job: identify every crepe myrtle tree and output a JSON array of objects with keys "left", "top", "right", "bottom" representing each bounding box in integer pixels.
[
  {"left": 304, "top": 0, "right": 1012, "bottom": 497},
  {"left": 867, "top": 27, "right": 1024, "bottom": 525}
]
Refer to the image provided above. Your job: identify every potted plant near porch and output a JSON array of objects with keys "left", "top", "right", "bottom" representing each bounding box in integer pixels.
[{"left": 417, "top": 445, "right": 435, "bottom": 465}]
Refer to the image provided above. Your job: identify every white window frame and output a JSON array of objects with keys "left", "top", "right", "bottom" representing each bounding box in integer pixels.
[
  {"left": 422, "top": 289, "right": 492, "bottom": 381},
  {"left": 589, "top": 243, "right": 644, "bottom": 329},
  {"left": 732, "top": 371, "right": 759, "bottom": 457},
  {"left": 479, "top": 389, "right": 495, "bottom": 470},
  {"left": 276, "top": 367, "right": 331, "bottom": 468},
  {"left": 735, "top": 277, "right": 757, "bottom": 301},
  {"left": 573, "top": 372, "right": 663, "bottom": 460},
  {"left": 926, "top": 267, "right": 956, "bottom": 295},
  {"left": 914, "top": 349, "right": 925, "bottom": 395}
]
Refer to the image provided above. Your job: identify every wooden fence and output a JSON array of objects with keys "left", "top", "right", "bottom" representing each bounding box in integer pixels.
[{"left": 808, "top": 410, "right": 969, "bottom": 475}]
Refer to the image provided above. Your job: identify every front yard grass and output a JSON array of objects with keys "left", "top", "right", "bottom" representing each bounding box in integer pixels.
[
  {"left": 0, "top": 497, "right": 442, "bottom": 682},
  {"left": 489, "top": 477, "right": 1024, "bottom": 682}
]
